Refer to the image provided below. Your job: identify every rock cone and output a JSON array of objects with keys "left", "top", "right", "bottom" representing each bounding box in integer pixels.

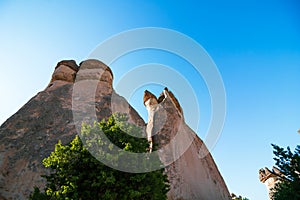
[{"left": 0, "top": 59, "right": 230, "bottom": 200}]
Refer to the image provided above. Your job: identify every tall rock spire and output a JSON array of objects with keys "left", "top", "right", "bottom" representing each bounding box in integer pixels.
[
  {"left": 0, "top": 59, "right": 230, "bottom": 199},
  {"left": 0, "top": 59, "right": 144, "bottom": 199},
  {"left": 144, "top": 88, "right": 231, "bottom": 200}
]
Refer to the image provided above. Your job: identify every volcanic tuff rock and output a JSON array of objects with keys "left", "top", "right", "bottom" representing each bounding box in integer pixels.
[
  {"left": 0, "top": 59, "right": 143, "bottom": 200},
  {"left": 144, "top": 89, "right": 230, "bottom": 200},
  {"left": 0, "top": 59, "right": 230, "bottom": 200},
  {"left": 259, "top": 167, "right": 284, "bottom": 199}
]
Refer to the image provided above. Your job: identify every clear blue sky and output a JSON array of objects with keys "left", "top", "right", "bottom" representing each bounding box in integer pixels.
[{"left": 1, "top": 1, "right": 299, "bottom": 199}]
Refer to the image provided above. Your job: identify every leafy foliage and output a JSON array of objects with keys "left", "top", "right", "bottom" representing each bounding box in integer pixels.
[
  {"left": 30, "top": 114, "right": 169, "bottom": 200},
  {"left": 271, "top": 144, "right": 300, "bottom": 200},
  {"left": 29, "top": 187, "right": 48, "bottom": 200}
]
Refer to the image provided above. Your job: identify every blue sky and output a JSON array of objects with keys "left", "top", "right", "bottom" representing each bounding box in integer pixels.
[{"left": 0, "top": 1, "right": 300, "bottom": 199}]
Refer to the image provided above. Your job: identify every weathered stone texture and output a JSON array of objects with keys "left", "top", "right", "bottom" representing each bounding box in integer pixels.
[
  {"left": 144, "top": 89, "right": 231, "bottom": 200},
  {"left": 0, "top": 59, "right": 229, "bottom": 200},
  {"left": 0, "top": 60, "right": 143, "bottom": 200}
]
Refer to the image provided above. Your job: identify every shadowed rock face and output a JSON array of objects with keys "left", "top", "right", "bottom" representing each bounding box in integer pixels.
[
  {"left": 144, "top": 89, "right": 231, "bottom": 200},
  {"left": 0, "top": 59, "right": 144, "bottom": 200}
]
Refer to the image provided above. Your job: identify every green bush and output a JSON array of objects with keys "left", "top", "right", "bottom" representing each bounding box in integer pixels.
[{"left": 30, "top": 114, "right": 169, "bottom": 200}]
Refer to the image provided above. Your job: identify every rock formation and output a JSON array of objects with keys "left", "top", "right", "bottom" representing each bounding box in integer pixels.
[
  {"left": 259, "top": 166, "right": 283, "bottom": 199},
  {"left": 0, "top": 59, "right": 143, "bottom": 199},
  {"left": 0, "top": 59, "right": 230, "bottom": 200},
  {"left": 144, "top": 89, "right": 230, "bottom": 200}
]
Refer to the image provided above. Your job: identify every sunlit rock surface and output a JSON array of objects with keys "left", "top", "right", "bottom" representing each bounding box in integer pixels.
[
  {"left": 144, "top": 89, "right": 230, "bottom": 200},
  {"left": 0, "top": 59, "right": 230, "bottom": 200}
]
